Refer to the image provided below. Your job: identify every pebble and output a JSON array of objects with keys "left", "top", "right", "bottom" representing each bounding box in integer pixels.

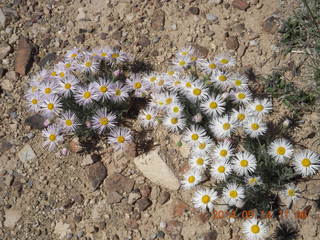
[
  {"left": 4, "top": 208, "right": 22, "bottom": 228},
  {"left": 0, "top": 42, "right": 11, "bottom": 59},
  {"left": 262, "top": 16, "right": 279, "bottom": 34},
  {"left": 203, "top": 231, "right": 218, "bottom": 240},
  {"left": 0, "top": 139, "right": 13, "bottom": 153},
  {"left": 226, "top": 36, "right": 239, "bottom": 50},
  {"left": 165, "top": 220, "right": 183, "bottom": 238},
  {"left": 17, "top": 144, "right": 37, "bottom": 163},
  {"left": 106, "top": 191, "right": 123, "bottom": 204},
  {"left": 206, "top": 14, "right": 218, "bottom": 22},
  {"left": 189, "top": 7, "right": 200, "bottom": 15},
  {"left": 151, "top": 9, "right": 165, "bottom": 31},
  {"left": 136, "top": 198, "right": 152, "bottom": 212},
  {"left": 0, "top": 8, "right": 6, "bottom": 28},
  {"left": 85, "top": 161, "right": 107, "bottom": 191},
  {"left": 39, "top": 53, "right": 57, "bottom": 69},
  {"left": 137, "top": 37, "right": 150, "bottom": 47},
  {"left": 140, "top": 185, "right": 151, "bottom": 198},
  {"left": 15, "top": 37, "right": 33, "bottom": 75},
  {"left": 158, "top": 191, "right": 170, "bottom": 205},
  {"left": 0, "top": 79, "right": 13, "bottom": 92},
  {"left": 24, "top": 114, "right": 46, "bottom": 130},
  {"left": 128, "top": 192, "right": 142, "bottom": 204},
  {"left": 232, "top": 0, "right": 250, "bottom": 10},
  {"left": 104, "top": 173, "right": 135, "bottom": 194}
]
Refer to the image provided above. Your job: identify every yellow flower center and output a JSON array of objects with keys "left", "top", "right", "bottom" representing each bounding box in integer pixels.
[
  {"left": 199, "top": 143, "right": 206, "bottom": 149},
  {"left": 145, "top": 114, "right": 152, "bottom": 120},
  {"left": 51, "top": 71, "right": 57, "bottom": 77},
  {"left": 49, "top": 134, "right": 56, "bottom": 141},
  {"left": 276, "top": 147, "right": 286, "bottom": 155},
  {"left": 240, "top": 160, "right": 248, "bottom": 167},
  {"left": 178, "top": 60, "right": 186, "bottom": 66},
  {"left": 301, "top": 158, "right": 311, "bottom": 167},
  {"left": 251, "top": 123, "right": 259, "bottom": 130},
  {"left": 186, "top": 82, "right": 192, "bottom": 88},
  {"left": 218, "top": 166, "right": 225, "bottom": 173},
  {"left": 174, "top": 80, "right": 181, "bottom": 86},
  {"left": 134, "top": 82, "right": 142, "bottom": 89},
  {"left": 173, "top": 106, "right": 180, "bottom": 113},
  {"left": 220, "top": 149, "right": 228, "bottom": 157},
  {"left": 223, "top": 123, "right": 230, "bottom": 130},
  {"left": 181, "top": 51, "right": 188, "bottom": 56},
  {"left": 150, "top": 77, "right": 157, "bottom": 82},
  {"left": 196, "top": 158, "right": 204, "bottom": 165},
  {"left": 59, "top": 72, "right": 65, "bottom": 78},
  {"left": 85, "top": 61, "right": 92, "bottom": 67},
  {"left": 31, "top": 86, "right": 38, "bottom": 93},
  {"left": 31, "top": 99, "right": 38, "bottom": 105},
  {"left": 65, "top": 119, "right": 73, "bottom": 126},
  {"left": 220, "top": 59, "right": 229, "bottom": 64},
  {"left": 209, "top": 63, "right": 216, "bottom": 69},
  {"left": 100, "top": 86, "right": 108, "bottom": 93},
  {"left": 209, "top": 102, "right": 217, "bottom": 109},
  {"left": 193, "top": 88, "right": 202, "bottom": 96},
  {"left": 101, "top": 52, "right": 107, "bottom": 57},
  {"left": 47, "top": 103, "right": 54, "bottom": 110},
  {"left": 111, "top": 53, "right": 119, "bottom": 59},
  {"left": 165, "top": 98, "right": 172, "bottom": 105},
  {"left": 288, "top": 189, "right": 295, "bottom": 197},
  {"left": 83, "top": 91, "right": 91, "bottom": 99},
  {"left": 188, "top": 176, "right": 195, "bottom": 183},
  {"left": 99, "top": 117, "right": 109, "bottom": 125},
  {"left": 115, "top": 89, "right": 121, "bottom": 96},
  {"left": 201, "top": 195, "right": 210, "bottom": 204},
  {"left": 238, "top": 93, "right": 246, "bottom": 99},
  {"left": 64, "top": 83, "right": 71, "bottom": 89},
  {"left": 229, "top": 190, "right": 238, "bottom": 198},
  {"left": 255, "top": 104, "right": 264, "bottom": 112},
  {"left": 191, "top": 56, "right": 197, "bottom": 61},
  {"left": 44, "top": 88, "right": 52, "bottom": 94},
  {"left": 234, "top": 80, "right": 241, "bottom": 86},
  {"left": 191, "top": 134, "right": 199, "bottom": 141},
  {"left": 71, "top": 53, "right": 77, "bottom": 58},
  {"left": 117, "top": 136, "right": 125, "bottom": 143},
  {"left": 65, "top": 63, "right": 71, "bottom": 68},
  {"left": 251, "top": 225, "right": 260, "bottom": 234},
  {"left": 248, "top": 178, "right": 257, "bottom": 185},
  {"left": 218, "top": 75, "right": 227, "bottom": 82},
  {"left": 167, "top": 71, "right": 174, "bottom": 76},
  {"left": 171, "top": 118, "right": 178, "bottom": 124},
  {"left": 237, "top": 113, "right": 245, "bottom": 121}
]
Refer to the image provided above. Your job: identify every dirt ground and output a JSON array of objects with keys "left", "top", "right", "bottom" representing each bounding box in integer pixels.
[{"left": 1, "top": 0, "right": 320, "bottom": 239}]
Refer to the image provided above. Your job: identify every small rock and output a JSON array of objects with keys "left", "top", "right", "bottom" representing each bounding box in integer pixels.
[
  {"left": 15, "top": 37, "right": 33, "bottom": 75},
  {"left": 98, "top": 221, "right": 106, "bottom": 230},
  {"left": 0, "top": 8, "right": 6, "bottom": 28},
  {"left": 206, "top": 13, "right": 218, "bottom": 22},
  {"left": 138, "top": 37, "right": 150, "bottom": 47},
  {"left": 85, "top": 161, "right": 107, "bottom": 191},
  {"left": 0, "top": 79, "right": 13, "bottom": 92},
  {"left": 203, "top": 231, "right": 218, "bottom": 240},
  {"left": 106, "top": 191, "right": 123, "bottom": 204},
  {"left": 73, "top": 194, "right": 84, "bottom": 204},
  {"left": 0, "top": 139, "right": 13, "bottom": 153},
  {"left": 232, "top": 0, "right": 250, "bottom": 10},
  {"left": 189, "top": 7, "right": 200, "bottom": 15},
  {"left": 24, "top": 114, "right": 46, "bottom": 130},
  {"left": 134, "top": 148, "right": 180, "bottom": 190},
  {"left": 39, "top": 53, "right": 57, "bottom": 68},
  {"left": 192, "top": 44, "right": 209, "bottom": 58},
  {"left": 5, "top": 71, "right": 17, "bottom": 81},
  {"left": 226, "top": 36, "right": 239, "bottom": 50},
  {"left": 151, "top": 9, "right": 165, "bottom": 31},
  {"left": 17, "top": 144, "right": 36, "bottom": 163},
  {"left": 103, "top": 173, "right": 135, "bottom": 194},
  {"left": 165, "top": 220, "right": 183, "bottom": 239},
  {"left": 63, "top": 198, "right": 74, "bottom": 209},
  {"left": 262, "top": 16, "right": 279, "bottom": 34},
  {"left": 4, "top": 208, "right": 21, "bottom": 228},
  {"left": 76, "top": 8, "right": 89, "bottom": 21},
  {"left": 0, "top": 42, "right": 11, "bottom": 59},
  {"left": 172, "top": 200, "right": 189, "bottom": 217},
  {"left": 128, "top": 192, "right": 142, "bottom": 204},
  {"left": 4, "top": 175, "right": 14, "bottom": 186},
  {"left": 68, "top": 137, "right": 83, "bottom": 153},
  {"left": 54, "top": 221, "right": 71, "bottom": 239},
  {"left": 100, "top": 32, "right": 107, "bottom": 40},
  {"left": 74, "top": 215, "right": 82, "bottom": 223},
  {"left": 140, "top": 185, "right": 151, "bottom": 198},
  {"left": 81, "top": 154, "right": 94, "bottom": 166},
  {"left": 136, "top": 198, "right": 152, "bottom": 212},
  {"left": 156, "top": 231, "right": 165, "bottom": 238},
  {"left": 75, "top": 34, "right": 85, "bottom": 44},
  {"left": 112, "top": 31, "right": 122, "bottom": 41},
  {"left": 158, "top": 191, "right": 170, "bottom": 205}
]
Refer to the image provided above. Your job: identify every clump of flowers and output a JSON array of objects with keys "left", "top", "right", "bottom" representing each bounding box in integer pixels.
[{"left": 25, "top": 45, "right": 320, "bottom": 240}]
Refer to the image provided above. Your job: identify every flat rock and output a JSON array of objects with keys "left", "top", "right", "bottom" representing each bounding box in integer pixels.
[
  {"left": 166, "top": 220, "right": 183, "bottom": 239},
  {"left": 226, "top": 36, "right": 239, "bottom": 50},
  {"left": 0, "top": 8, "right": 6, "bottom": 28},
  {"left": 232, "top": 0, "right": 250, "bottom": 10},
  {"left": 203, "top": 231, "right": 218, "bottom": 240},
  {"left": 15, "top": 37, "right": 33, "bottom": 75},
  {"left": 106, "top": 191, "right": 123, "bottom": 204},
  {"left": 17, "top": 144, "right": 36, "bottom": 163},
  {"left": 192, "top": 44, "right": 209, "bottom": 58},
  {"left": 151, "top": 9, "right": 165, "bottom": 31},
  {"left": 134, "top": 149, "right": 180, "bottom": 190},
  {"left": 0, "top": 139, "right": 13, "bottom": 153},
  {"left": 158, "top": 191, "right": 170, "bottom": 205},
  {"left": 103, "top": 173, "right": 135, "bottom": 194},
  {"left": 85, "top": 161, "right": 107, "bottom": 191},
  {"left": 136, "top": 198, "right": 152, "bottom": 212},
  {"left": 262, "top": 16, "right": 279, "bottom": 34},
  {"left": 4, "top": 208, "right": 21, "bottom": 228},
  {"left": 54, "top": 221, "right": 71, "bottom": 239},
  {"left": 0, "top": 42, "right": 11, "bottom": 59},
  {"left": 24, "top": 114, "right": 46, "bottom": 130},
  {"left": 39, "top": 53, "right": 57, "bottom": 68}
]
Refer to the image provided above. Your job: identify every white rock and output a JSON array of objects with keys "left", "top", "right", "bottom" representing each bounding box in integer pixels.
[
  {"left": 76, "top": 8, "right": 89, "bottom": 21},
  {"left": 4, "top": 208, "right": 21, "bottom": 228},
  {"left": 134, "top": 149, "right": 180, "bottom": 190},
  {"left": 54, "top": 221, "right": 71, "bottom": 239},
  {"left": 0, "top": 79, "right": 13, "bottom": 92},
  {"left": 206, "top": 14, "right": 218, "bottom": 22},
  {"left": 17, "top": 144, "right": 36, "bottom": 163},
  {"left": 128, "top": 192, "right": 141, "bottom": 204},
  {"left": 0, "top": 8, "right": 6, "bottom": 28},
  {"left": 0, "top": 42, "right": 11, "bottom": 59}
]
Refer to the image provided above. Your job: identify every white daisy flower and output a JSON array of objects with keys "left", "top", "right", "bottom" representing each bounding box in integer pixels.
[
  {"left": 215, "top": 53, "right": 236, "bottom": 68},
  {"left": 210, "top": 115, "right": 238, "bottom": 139},
  {"left": 186, "top": 82, "right": 209, "bottom": 102},
  {"left": 162, "top": 92, "right": 179, "bottom": 106},
  {"left": 65, "top": 47, "right": 83, "bottom": 60},
  {"left": 59, "top": 111, "right": 80, "bottom": 133},
  {"left": 168, "top": 75, "right": 184, "bottom": 93},
  {"left": 223, "top": 183, "right": 245, "bottom": 208},
  {"left": 242, "top": 218, "right": 268, "bottom": 240},
  {"left": 189, "top": 154, "right": 210, "bottom": 172},
  {"left": 77, "top": 55, "right": 99, "bottom": 73},
  {"left": 139, "top": 106, "right": 159, "bottom": 128},
  {"left": 62, "top": 60, "right": 76, "bottom": 71},
  {"left": 211, "top": 160, "right": 232, "bottom": 182},
  {"left": 166, "top": 101, "right": 184, "bottom": 116},
  {"left": 293, "top": 150, "right": 320, "bottom": 177},
  {"left": 268, "top": 138, "right": 293, "bottom": 162},
  {"left": 201, "top": 95, "right": 226, "bottom": 117},
  {"left": 211, "top": 70, "right": 231, "bottom": 90},
  {"left": 110, "top": 82, "right": 130, "bottom": 103},
  {"left": 25, "top": 92, "right": 43, "bottom": 112},
  {"left": 108, "top": 48, "right": 128, "bottom": 63},
  {"left": 53, "top": 62, "right": 69, "bottom": 80},
  {"left": 32, "top": 69, "right": 49, "bottom": 83},
  {"left": 231, "top": 107, "right": 250, "bottom": 125},
  {"left": 57, "top": 75, "right": 79, "bottom": 97},
  {"left": 192, "top": 188, "right": 218, "bottom": 212},
  {"left": 74, "top": 84, "right": 98, "bottom": 106},
  {"left": 198, "top": 59, "right": 218, "bottom": 75},
  {"left": 230, "top": 74, "right": 248, "bottom": 90},
  {"left": 281, "top": 184, "right": 300, "bottom": 207},
  {"left": 245, "top": 176, "right": 262, "bottom": 188},
  {"left": 143, "top": 73, "right": 159, "bottom": 88},
  {"left": 180, "top": 76, "right": 196, "bottom": 94},
  {"left": 40, "top": 94, "right": 62, "bottom": 118},
  {"left": 247, "top": 99, "right": 273, "bottom": 117},
  {"left": 172, "top": 55, "right": 191, "bottom": 70},
  {"left": 165, "top": 69, "right": 181, "bottom": 80},
  {"left": 163, "top": 114, "right": 186, "bottom": 132},
  {"left": 231, "top": 88, "right": 253, "bottom": 105},
  {"left": 153, "top": 73, "right": 169, "bottom": 92},
  {"left": 181, "top": 170, "right": 202, "bottom": 189},
  {"left": 213, "top": 140, "right": 234, "bottom": 161},
  {"left": 92, "top": 78, "right": 113, "bottom": 101},
  {"left": 40, "top": 81, "right": 58, "bottom": 97},
  {"left": 88, "top": 48, "right": 101, "bottom": 59},
  {"left": 232, "top": 151, "right": 257, "bottom": 176},
  {"left": 91, "top": 108, "right": 117, "bottom": 134},
  {"left": 42, "top": 124, "right": 63, "bottom": 151},
  {"left": 183, "top": 125, "right": 207, "bottom": 145},
  {"left": 108, "top": 127, "right": 132, "bottom": 151},
  {"left": 192, "top": 136, "right": 213, "bottom": 154},
  {"left": 177, "top": 46, "right": 194, "bottom": 57},
  {"left": 97, "top": 47, "right": 111, "bottom": 60},
  {"left": 243, "top": 117, "right": 267, "bottom": 138}
]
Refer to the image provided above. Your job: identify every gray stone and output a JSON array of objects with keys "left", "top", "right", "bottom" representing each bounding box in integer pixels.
[
  {"left": 262, "top": 16, "right": 279, "bottom": 34},
  {"left": 103, "top": 173, "right": 135, "bottom": 194},
  {"left": 39, "top": 53, "right": 57, "bottom": 68},
  {"left": 0, "top": 42, "right": 11, "bottom": 59},
  {"left": 203, "top": 231, "right": 218, "bottom": 240},
  {"left": 86, "top": 161, "right": 107, "bottom": 191},
  {"left": 106, "top": 191, "right": 122, "bottom": 204},
  {"left": 0, "top": 139, "right": 12, "bottom": 153},
  {"left": 0, "top": 79, "right": 13, "bottom": 92},
  {"left": 189, "top": 7, "right": 200, "bottom": 15},
  {"left": 206, "top": 14, "right": 218, "bottom": 22},
  {"left": 136, "top": 198, "right": 152, "bottom": 212},
  {"left": 24, "top": 114, "right": 46, "bottom": 129},
  {"left": 17, "top": 144, "right": 36, "bottom": 163},
  {"left": 226, "top": 36, "right": 239, "bottom": 50}
]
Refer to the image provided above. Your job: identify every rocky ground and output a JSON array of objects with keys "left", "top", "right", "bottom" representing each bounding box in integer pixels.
[{"left": 1, "top": 0, "right": 320, "bottom": 239}]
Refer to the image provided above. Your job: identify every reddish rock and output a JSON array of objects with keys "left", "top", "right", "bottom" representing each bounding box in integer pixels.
[
  {"left": 15, "top": 37, "right": 33, "bottom": 75},
  {"left": 173, "top": 200, "right": 189, "bottom": 217},
  {"left": 166, "top": 220, "right": 183, "bottom": 239},
  {"left": 68, "top": 137, "right": 83, "bottom": 153},
  {"left": 151, "top": 9, "right": 165, "bottom": 31},
  {"left": 197, "top": 212, "right": 211, "bottom": 223},
  {"left": 86, "top": 161, "right": 107, "bottom": 191},
  {"left": 103, "top": 173, "right": 135, "bottom": 194},
  {"left": 232, "top": 0, "right": 250, "bottom": 10}
]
